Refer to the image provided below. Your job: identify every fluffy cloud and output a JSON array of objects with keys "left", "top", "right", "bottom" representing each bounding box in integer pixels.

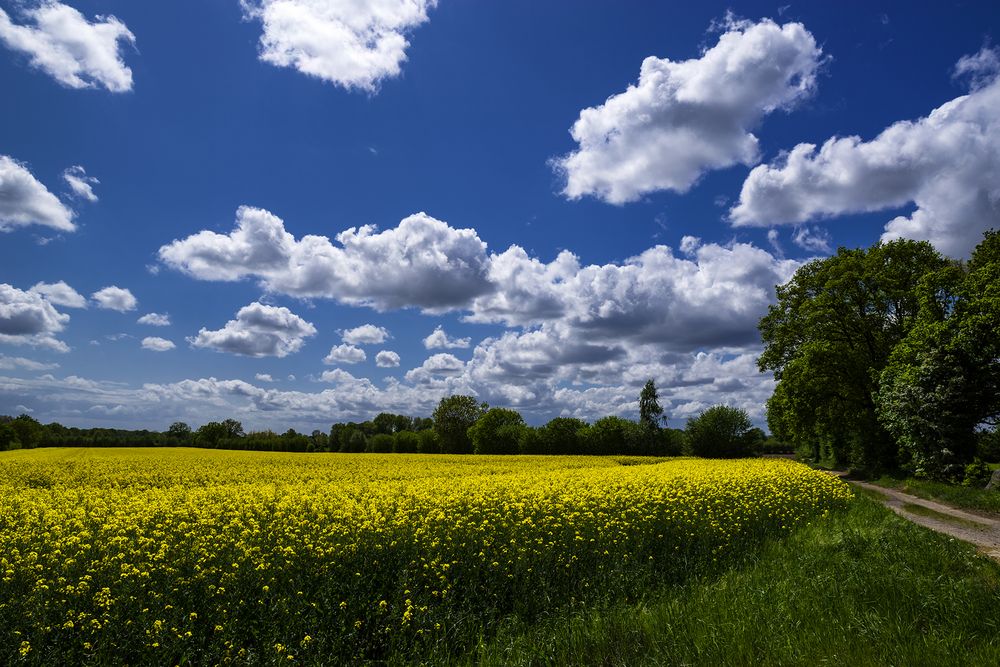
[
  {"left": 240, "top": 0, "right": 436, "bottom": 91},
  {"left": 0, "top": 155, "right": 75, "bottom": 232},
  {"left": 422, "top": 325, "right": 471, "bottom": 349},
  {"left": 323, "top": 343, "right": 366, "bottom": 364},
  {"left": 375, "top": 350, "right": 400, "bottom": 367},
  {"left": 404, "top": 353, "right": 465, "bottom": 383},
  {"left": 554, "top": 16, "right": 822, "bottom": 204},
  {"left": 0, "top": 283, "right": 70, "bottom": 352},
  {"left": 29, "top": 280, "right": 86, "bottom": 308},
  {"left": 141, "top": 336, "right": 175, "bottom": 352},
  {"left": 468, "top": 240, "right": 800, "bottom": 352},
  {"left": 0, "top": 2, "right": 135, "bottom": 91},
  {"left": 62, "top": 165, "right": 98, "bottom": 202},
  {"left": 341, "top": 323, "right": 389, "bottom": 345},
  {"left": 91, "top": 286, "right": 137, "bottom": 312},
  {"left": 159, "top": 207, "right": 493, "bottom": 311},
  {"left": 731, "top": 50, "right": 1000, "bottom": 257},
  {"left": 137, "top": 312, "right": 170, "bottom": 326},
  {"left": 191, "top": 302, "right": 317, "bottom": 357},
  {"left": 255, "top": 373, "right": 275, "bottom": 382},
  {"left": 162, "top": 207, "right": 798, "bottom": 354}
]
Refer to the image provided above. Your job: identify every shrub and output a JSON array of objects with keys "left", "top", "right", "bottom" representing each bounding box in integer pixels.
[
  {"left": 537, "top": 418, "right": 587, "bottom": 455},
  {"left": 468, "top": 408, "right": 525, "bottom": 455},
  {"left": 962, "top": 458, "right": 993, "bottom": 488},
  {"left": 368, "top": 433, "right": 395, "bottom": 454},
  {"left": 393, "top": 431, "right": 420, "bottom": 454},
  {"left": 416, "top": 429, "right": 440, "bottom": 454},
  {"left": 686, "top": 406, "right": 759, "bottom": 458}
]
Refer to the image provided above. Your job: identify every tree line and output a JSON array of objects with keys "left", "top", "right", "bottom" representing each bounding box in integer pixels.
[
  {"left": 760, "top": 229, "right": 1000, "bottom": 482},
  {"left": 0, "top": 381, "right": 780, "bottom": 458}
]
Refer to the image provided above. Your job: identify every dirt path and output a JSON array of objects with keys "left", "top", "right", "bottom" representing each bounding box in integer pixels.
[{"left": 848, "top": 479, "right": 1000, "bottom": 560}]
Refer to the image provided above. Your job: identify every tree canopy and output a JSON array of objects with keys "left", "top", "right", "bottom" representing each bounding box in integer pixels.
[
  {"left": 433, "top": 395, "right": 488, "bottom": 454},
  {"left": 759, "top": 239, "right": 948, "bottom": 471}
]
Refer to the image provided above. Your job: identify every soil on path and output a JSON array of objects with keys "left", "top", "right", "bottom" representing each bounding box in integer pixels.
[{"left": 847, "top": 478, "right": 1000, "bottom": 561}]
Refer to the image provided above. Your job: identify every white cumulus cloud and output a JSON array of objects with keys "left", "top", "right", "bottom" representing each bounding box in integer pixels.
[
  {"left": 158, "top": 206, "right": 493, "bottom": 311},
  {"left": 468, "top": 240, "right": 800, "bottom": 352},
  {"left": 554, "top": 16, "right": 822, "bottom": 204},
  {"left": 137, "top": 312, "right": 170, "bottom": 326},
  {"left": 0, "top": 283, "right": 70, "bottom": 352},
  {"left": 375, "top": 349, "right": 400, "bottom": 367},
  {"left": 29, "top": 280, "right": 86, "bottom": 308},
  {"left": 191, "top": 302, "right": 317, "bottom": 358},
  {"left": 91, "top": 286, "right": 137, "bottom": 312},
  {"left": 341, "top": 323, "right": 389, "bottom": 345},
  {"left": 255, "top": 373, "right": 275, "bottom": 382},
  {"left": 0, "top": 155, "right": 75, "bottom": 232},
  {"left": 404, "top": 352, "right": 465, "bottom": 383},
  {"left": 0, "top": 2, "right": 135, "bottom": 91},
  {"left": 240, "top": 0, "right": 436, "bottom": 92},
  {"left": 422, "top": 325, "right": 471, "bottom": 349},
  {"left": 731, "top": 49, "right": 1000, "bottom": 257},
  {"left": 141, "top": 336, "right": 175, "bottom": 352},
  {"left": 323, "top": 343, "right": 366, "bottom": 364}
]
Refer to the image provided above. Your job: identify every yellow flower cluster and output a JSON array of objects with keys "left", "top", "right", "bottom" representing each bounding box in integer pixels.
[{"left": 0, "top": 448, "right": 851, "bottom": 663}]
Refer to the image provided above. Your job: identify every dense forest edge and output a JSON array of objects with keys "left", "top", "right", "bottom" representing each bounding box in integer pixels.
[{"left": 0, "top": 384, "right": 782, "bottom": 459}]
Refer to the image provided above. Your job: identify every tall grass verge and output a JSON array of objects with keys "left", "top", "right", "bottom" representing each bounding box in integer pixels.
[{"left": 465, "top": 496, "right": 1000, "bottom": 666}]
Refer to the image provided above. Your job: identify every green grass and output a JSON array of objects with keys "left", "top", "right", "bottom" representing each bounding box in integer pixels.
[
  {"left": 458, "top": 497, "right": 1000, "bottom": 666},
  {"left": 872, "top": 474, "right": 1000, "bottom": 515},
  {"left": 900, "top": 502, "right": 989, "bottom": 529}
]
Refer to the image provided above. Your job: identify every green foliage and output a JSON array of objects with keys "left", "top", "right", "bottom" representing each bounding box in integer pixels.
[
  {"left": 962, "top": 459, "right": 993, "bottom": 488},
  {"left": 9, "top": 414, "right": 43, "bottom": 449},
  {"left": 638, "top": 379, "right": 665, "bottom": 431},
  {"left": 347, "top": 430, "right": 368, "bottom": 453},
  {"left": 393, "top": 431, "right": 420, "bottom": 453},
  {"left": 685, "top": 405, "right": 757, "bottom": 458},
  {"left": 433, "top": 395, "right": 488, "bottom": 454},
  {"left": 166, "top": 422, "right": 192, "bottom": 443},
  {"left": 416, "top": 429, "right": 440, "bottom": 454},
  {"left": 877, "top": 231, "right": 1000, "bottom": 479},
  {"left": 536, "top": 417, "right": 587, "bottom": 455},
  {"left": 759, "top": 239, "right": 948, "bottom": 472},
  {"left": 0, "top": 423, "right": 20, "bottom": 451},
  {"left": 469, "top": 408, "right": 526, "bottom": 455},
  {"left": 580, "top": 416, "right": 644, "bottom": 456},
  {"left": 368, "top": 433, "right": 395, "bottom": 453},
  {"left": 372, "top": 412, "right": 415, "bottom": 434},
  {"left": 977, "top": 430, "right": 1000, "bottom": 463}
]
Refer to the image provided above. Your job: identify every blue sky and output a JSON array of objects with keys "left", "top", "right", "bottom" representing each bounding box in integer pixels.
[{"left": 1, "top": 0, "right": 998, "bottom": 431}]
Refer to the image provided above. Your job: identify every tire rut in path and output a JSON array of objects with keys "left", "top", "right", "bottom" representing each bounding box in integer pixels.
[{"left": 847, "top": 479, "right": 1000, "bottom": 561}]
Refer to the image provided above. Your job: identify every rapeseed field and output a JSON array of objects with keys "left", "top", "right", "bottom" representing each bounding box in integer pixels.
[{"left": 0, "top": 449, "right": 851, "bottom": 663}]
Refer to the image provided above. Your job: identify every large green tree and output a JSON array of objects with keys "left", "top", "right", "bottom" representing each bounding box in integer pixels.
[
  {"left": 877, "top": 230, "right": 1000, "bottom": 478},
  {"left": 468, "top": 408, "right": 525, "bottom": 455},
  {"left": 685, "top": 405, "right": 757, "bottom": 458},
  {"left": 759, "top": 239, "right": 948, "bottom": 471},
  {"left": 8, "top": 414, "right": 43, "bottom": 449},
  {"left": 432, "top": 395, "right": 488, "bottom": 454}
]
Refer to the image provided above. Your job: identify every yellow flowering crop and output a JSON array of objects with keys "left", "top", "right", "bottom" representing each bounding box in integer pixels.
[{"left": 0, "top": 448, "right": 851, "bottom": 663}]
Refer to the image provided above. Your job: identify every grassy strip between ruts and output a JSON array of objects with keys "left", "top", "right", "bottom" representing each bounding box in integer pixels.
[
  {"left": 459, "top": 496, "right": 1000, "bottom": 666},
  {"left": 871, "top": 474, "right": 1000, "bottom": 515}
]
